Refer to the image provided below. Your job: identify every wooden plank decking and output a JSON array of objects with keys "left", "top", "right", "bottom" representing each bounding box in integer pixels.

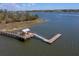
[
  {"left": 34, "top": 33, "right": 62, "bottom": 44},
  {"left": 0, "top": 31, "right": 30, "bottom": 41},
  {"left": 0, "top": 31, "right": 62, "bottom": 44},
  {"left": 48, "top": 34, "right": 62, "bottom": 43}
]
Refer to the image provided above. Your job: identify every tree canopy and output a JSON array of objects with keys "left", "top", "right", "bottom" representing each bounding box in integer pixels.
[{"left": 0, "top": 9, "right": 39, "bottom": 23}]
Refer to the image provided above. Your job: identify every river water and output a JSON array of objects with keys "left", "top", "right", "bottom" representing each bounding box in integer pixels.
[{"left": 0, "top": 12, "right": 79, "bottom": 56}]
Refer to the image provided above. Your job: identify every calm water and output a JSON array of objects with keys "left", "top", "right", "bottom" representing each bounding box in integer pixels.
[{"left": 0, "top": 12, "right": 79, "bottom": 56}]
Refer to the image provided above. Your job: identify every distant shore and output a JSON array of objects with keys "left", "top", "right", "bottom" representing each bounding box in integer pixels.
[
  {"left": 27, "top": 9, "right": 79, "bottom": 12},
  {"left": 0, "top": 18, "right": 46, "bottom": 32}
]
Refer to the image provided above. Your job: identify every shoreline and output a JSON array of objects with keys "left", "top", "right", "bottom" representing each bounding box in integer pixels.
[{"left": 0, "top": 18, "right": 46, "bottom": 32}]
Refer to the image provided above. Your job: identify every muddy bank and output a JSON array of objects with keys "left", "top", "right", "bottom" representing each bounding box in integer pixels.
[{"left": 0, "top": 18, "right": 45, "bottom": 32}]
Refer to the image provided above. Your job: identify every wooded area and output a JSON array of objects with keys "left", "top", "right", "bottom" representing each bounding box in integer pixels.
[{"left": 0, "top": 9, "right": 39, "bottom": 23}]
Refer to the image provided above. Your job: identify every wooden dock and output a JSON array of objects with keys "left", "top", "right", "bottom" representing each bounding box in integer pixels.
[
  {"left": 48, "top": 34, "right": 62, "bottom": 43},
  {"left": 0, "top": 31, "right": 31, "bottom": 41},
  {"left": 0, "top": 31, "right": 62, "bottom": 44},
  {"left": 34, "top": 33, "right": 62, "bottom": 44}
]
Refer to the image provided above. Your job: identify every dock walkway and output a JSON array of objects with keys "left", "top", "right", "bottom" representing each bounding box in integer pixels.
[
  {"left": 34, "top": 33, "right": 62, "bottom": 44},
  {"left": 0, "top": 31, "right": 62, "bottom": 44},
  {"left": 0, "top": 31, "right": 31, "bottom": 40}
]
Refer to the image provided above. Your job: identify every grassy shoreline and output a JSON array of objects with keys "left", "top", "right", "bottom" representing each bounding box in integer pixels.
[{"left": 0, "top": 18, "right": 45, "bottom": 32}]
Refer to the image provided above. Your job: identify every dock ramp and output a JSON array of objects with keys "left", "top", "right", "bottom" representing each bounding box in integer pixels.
[{"left": 34, "top": 33, "right": 62, "bottom": 44}]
